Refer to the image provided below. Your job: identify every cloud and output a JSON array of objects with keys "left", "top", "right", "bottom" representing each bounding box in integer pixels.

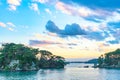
[
  {"left": 29, "top": 3, "right": 40, "bottom": 14},
  {"left": 29, "top": 33, "right": 81, "bottom": 49},
  {"left": 0, "top": 21, "right": 16, "bottom": 31},
  {"left": 7, "top": 22, "right": 15, "bottom": 27},
  {"left": 85, "top": 31, "right": 110, "bottom": 41},
  {"left": 45, "top": 20, "right": 86, "bottom": 37},
  {"left": 102, "top": 21, "right": 120, "bottom": 45},
  {"left": 33, "top": 0, "right": 49, "bottom": 4},
  {"left": 67, "top": 43, "right": 77, "bottom": 46},
  {"left": 107, "top": 40, "right": 119, "bottom": 44},
  {"left": 84, "top": 25, "right": 119, "bottom": 43},
  {"left": 81, "top": 11, "right": 120, "bottom": 43},
  {"left": 106, "top": 12, "right": 120, "bottom": 23},
  {"left": 7, "top": 0, "right": 21, "bottom": 11},
  {"left": 55, "top": 2, "right": 97, "bottom": 17},
  {"left": 29, "top": 32, "right": 111, "bottom": 54},
  {"left": 32, "top": 0, "right": 57, "bottom": 4},
  {"left": 60, "top": 0, "right": 120, "bottom": 10},
  {"left": 46, "top": 20, "right": 60, "bottom": 33},
  {"left": 63, "top": 24, "right": 86, "bottom": 35},
  {"left": 8, "top": 27, "right": 14, "bottom": 31},
  {"left": 0, "top": 22, "right": 6, "bottom": 28},
  {"left": 45, "top": 8, "right": 52, "bottom": 14},
  {"left": 55, "top": 0, "right": 120, "bottom": 24},
  {"left": 29, "top": 39, "right": 78, "bottom": 49},
  {"left": 76, "top": 11, "right": 120, "bottom": 42},
  {"left": 45, "top": 15, "right": 120, "bottom": 44},
  {"left": 30, "top": 33, "right": 64, "bottom": 44},
  {"left": 29, "top": 40, "right": 61, "bottom": 46}
]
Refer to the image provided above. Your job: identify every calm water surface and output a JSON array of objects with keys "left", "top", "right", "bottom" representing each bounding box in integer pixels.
[{"left": 0, "top": 63, "right": 120, "bottom": 80}]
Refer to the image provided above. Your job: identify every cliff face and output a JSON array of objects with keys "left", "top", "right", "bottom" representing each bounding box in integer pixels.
[
  {"left": 98, "top": 49, "right": 120, "bottom": 68},
  {"left": 0, "top": 43, "right": 66, "bottom": 71}
]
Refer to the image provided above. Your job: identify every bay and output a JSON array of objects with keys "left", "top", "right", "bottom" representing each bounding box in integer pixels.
[{"left": 0, "top": 63, "right": 120, "bottom": 80}]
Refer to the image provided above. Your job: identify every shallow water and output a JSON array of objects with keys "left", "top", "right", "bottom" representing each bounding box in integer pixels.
[{"left": 0, "top": 63, "right": 120, "bottom": 80}]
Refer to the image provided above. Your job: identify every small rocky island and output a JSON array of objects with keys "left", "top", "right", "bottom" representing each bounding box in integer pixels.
[
  {"left": 98, "top": 49, "right": 120, "bottom": 68},
  {"left": 0, "top": 43, "right": 66, "bottom": 71}
]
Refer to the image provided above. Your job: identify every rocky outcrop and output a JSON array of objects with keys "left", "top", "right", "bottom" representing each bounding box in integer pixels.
[
  {"left": 98, "top": 49, "right": 120, "bottom": 68},
  {"left": 0, "top": 43, "right": 66, "bottom": 71}
]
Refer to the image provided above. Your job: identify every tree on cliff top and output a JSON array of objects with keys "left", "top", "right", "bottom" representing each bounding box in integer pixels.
[{"left": 0, "top": 43, "right": 65, "bottom": 71}]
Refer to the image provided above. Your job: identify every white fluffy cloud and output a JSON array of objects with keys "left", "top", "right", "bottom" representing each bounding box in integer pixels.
[
  {"left": 45, "top": 8, "right": 52, "bottom": 14},
  {"left": 0, "top": 21, "right": 15, "bottom": 31},
  {"left": 29, "top": 3, "right": 40, "bottom": 14},
  {"left": 7, "top": 0, "right": 21, "bottom": 10}
]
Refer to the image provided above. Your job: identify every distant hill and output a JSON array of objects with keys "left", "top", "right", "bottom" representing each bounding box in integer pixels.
[
  {"left": 85, "top": 59, "right": 98, "bottom": 64},
  {"left": 65, "top": 58, "right": 98, "bottom": 64}
]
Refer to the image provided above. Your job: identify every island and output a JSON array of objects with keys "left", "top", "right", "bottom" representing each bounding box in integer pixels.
[
  {"left": 0, "top": 43, "right": 66, "bottom": 71},
  {"left": 98, "top": 49, "right": 120, "bottom": 68}
]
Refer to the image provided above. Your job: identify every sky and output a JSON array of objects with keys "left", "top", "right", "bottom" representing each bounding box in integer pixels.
[{"left": 0, "top": 0, "right": 120, "bottom": 59}]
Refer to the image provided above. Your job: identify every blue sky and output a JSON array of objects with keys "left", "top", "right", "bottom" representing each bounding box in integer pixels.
[{"left": 0, "top": 0, "right": 120, "bottom": 58}]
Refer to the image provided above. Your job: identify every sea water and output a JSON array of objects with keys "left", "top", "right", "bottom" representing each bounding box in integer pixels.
[{"left": 0, "top": 63, "right": 120, "bottom": 80}]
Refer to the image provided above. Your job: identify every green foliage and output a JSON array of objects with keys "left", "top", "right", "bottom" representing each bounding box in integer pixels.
[
  {"left": 98, "top": 48, "right": 120, "bottom": 67},
  {"left": 0, "top": 43, "right": 65, "bottom": 71},
  {"left": 98, "top": 56, "right": 103, "bottom": 66},
  {"left": 4, "top": 66, "right": 10, "bottom": 71},
  {"left": 37, "top": 51, "right": 65, "bottom": 68}
]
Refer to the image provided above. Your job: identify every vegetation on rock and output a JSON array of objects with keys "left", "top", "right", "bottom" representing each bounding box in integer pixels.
[
  {"left": 0, "top": 43, "right": 65, "bottom": 71},
  {"left": 98, "top": 49, "right": 120, "bottom": 68}
]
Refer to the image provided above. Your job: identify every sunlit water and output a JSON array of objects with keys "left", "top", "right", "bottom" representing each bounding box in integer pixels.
[{"left": 0, "top": 63, "right": 120, "bottom": 80}]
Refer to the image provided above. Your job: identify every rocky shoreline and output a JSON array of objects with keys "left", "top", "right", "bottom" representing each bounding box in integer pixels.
[
  {"left": 0, "top": 43, "right": 66, "bottom": 71},
  {"left": 97, "top": 49, "right": 120, "bottom": 69}
]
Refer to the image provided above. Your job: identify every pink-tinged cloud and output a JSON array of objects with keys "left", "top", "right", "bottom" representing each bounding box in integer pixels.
[
  {"left": 7, "top": 0, "right": 21, "bottom": 10},
  {"left": 29, "top": 40, "right": 61, "bottom": 46},
  {"left": 29, "top": 39, "right": 77, "bottom": 49},
  {"left": 0, "top": 22, "right": 6, "bottom": 27},
  {"left": 55, "top": 2, "right": 96, "bottom": 17},
  {"left": 33, "top": 0, "right": 49, "bottom": 3},
  {"left": 33, "top": 0, "right": 57, "bottom": 4}
]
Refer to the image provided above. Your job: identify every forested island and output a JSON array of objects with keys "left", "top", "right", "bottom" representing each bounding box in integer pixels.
[
  {"left": 0, "top": 43, "right": 66, "bottom": 71},
  {"left": 98, "top": 49, "right": 120, "bottom": 68}
]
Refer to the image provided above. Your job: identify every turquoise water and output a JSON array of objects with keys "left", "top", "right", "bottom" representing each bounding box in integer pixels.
[{"left": 0, "top": 63, "right": 120, "bottom": 80}]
